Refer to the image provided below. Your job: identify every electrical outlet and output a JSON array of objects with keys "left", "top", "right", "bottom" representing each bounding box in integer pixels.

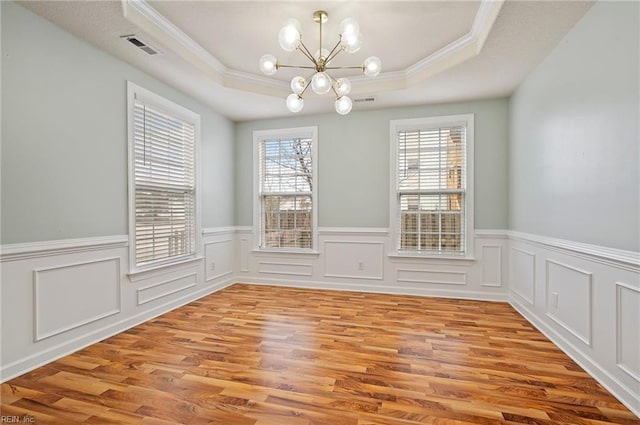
[
  {"left": 552, "top": 292, "right": 559, "bottom": 308},
  {"left": 211, "top": 262, "right": 216, "bottom": 271},
  {"left": 358, "top": 261, "right": 364, "bottom": 270}
]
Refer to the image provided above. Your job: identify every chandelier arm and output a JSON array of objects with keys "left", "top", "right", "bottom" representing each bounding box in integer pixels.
[
  {"left": 277, "top": 64, "right": 317, "bottom": 70},
  {"left": 325, "top": 65, "right": 366, "bottom": 71},
  {"left": 330, "top": 84, "right": 340, "bottom": 99},
  {"left": 300, "top": 77, "right": 313, "bottom": 97},
  {"left": 297, "top": 40, "right": 317, "bottom": 65},
  {"left": 324, "top": 72, "right": 340, "bottom": 99},
  {"left": 324, "top": 39, "right": 344, "bottom": 65}
]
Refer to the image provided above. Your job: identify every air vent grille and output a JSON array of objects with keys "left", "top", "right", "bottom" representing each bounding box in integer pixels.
[
  {"left": 121, "top": 35, "right": 161, "bottom": 56},
  {"left": 354, "top": 97, "right": 376, "bottom": 103}
]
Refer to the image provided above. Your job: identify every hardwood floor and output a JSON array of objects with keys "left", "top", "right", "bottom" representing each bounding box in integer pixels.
[{"left": 2, "top": 283, "right": 638, "bottom": 424}]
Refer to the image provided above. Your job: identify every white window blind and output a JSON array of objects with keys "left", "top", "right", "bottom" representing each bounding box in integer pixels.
[
  {"left": 258, "top": 136, "right": 313, "bottom": 249},
  {"left": 132, "top": 100, "right": 196, "bottom": 267},
  {"left": 396, "top": 123, "right": 467, "bottom": 254}
]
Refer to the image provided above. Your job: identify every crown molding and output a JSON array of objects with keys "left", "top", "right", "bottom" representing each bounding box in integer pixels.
[
  {"left": 121, "top": 0, "right": 226, "bottom": 82},
  {"left": 121, "top": 0, "right": 504, "bottom": 97},
  {"left": 406, "top": 0, "right": 504, "bottom": 84}
]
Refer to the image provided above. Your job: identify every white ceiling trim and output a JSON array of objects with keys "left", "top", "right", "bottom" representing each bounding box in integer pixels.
[
  {"left": 406, "top": 0, "right": 503, "bottom": 82},
  {"left": 121, "top": 0, "right": 503, "bottom": 98}
]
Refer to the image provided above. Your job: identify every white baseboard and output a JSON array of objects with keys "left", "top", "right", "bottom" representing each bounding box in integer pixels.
[
  {"left": 236, "top": 277, "right": 508, "bottom": 302},
  {"left": 510, "top": 297, "right": 640, "bottom": 418}
]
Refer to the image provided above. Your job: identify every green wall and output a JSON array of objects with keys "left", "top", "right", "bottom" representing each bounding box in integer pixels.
[
  {"left": 509, "top": 0, "right": 639, "bottom": 251},
  {"left": 1, "top": 1, "right": 235, "bottom": 244},
  {"left": 235, "top": 98, "right": 509, "bottom": 229}
]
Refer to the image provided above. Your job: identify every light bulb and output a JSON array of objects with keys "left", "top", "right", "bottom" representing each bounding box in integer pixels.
[
  {"left": 291, "top": 76, "right": 306, "bottom": 95},
  {"left": 259, "top": 54, "right": 278, "bottom": 75},
  {"left": 286, "top": 93, "right": 304, "bottom": 113},
  {"left": 335, "top": 96, "right": 352, "bottom": 115},
  {"left": 278, "top": 19, "right": 301, "bottom": 52},
  {"left": 363, "top": 56, "right": 381, "bottom": 77},
  {"left": 334, "top": 78, "right": 351, "bottom": 96},
  {"left": 311, "top": 72, "right": 331, "bottom": 95},
  {"left": 339, "top": 18, "right": 359, "bottom": 38},
  {"left": 341, "top": 32, "right": 361, "bottom": 54}
]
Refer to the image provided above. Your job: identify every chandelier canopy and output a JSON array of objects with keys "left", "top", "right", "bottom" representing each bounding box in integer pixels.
[{"left": 259, "top": 10, "right": 381, "bottom": 115}]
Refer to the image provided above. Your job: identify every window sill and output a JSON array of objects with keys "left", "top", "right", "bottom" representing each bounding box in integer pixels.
[
  {"left": 128, "top": 256, "right": 203, "bottom": 282},
  {"left": 252, "top": 249, "right": 320, "bottom": 257},
  {"left": 388, "top": 253, "right": 476, "bottom": 264}
]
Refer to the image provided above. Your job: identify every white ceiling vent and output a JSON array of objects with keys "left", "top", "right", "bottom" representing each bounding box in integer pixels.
[
  {"left": 353, "top": 97, "right": 376, "bottom": 103},
  {"left": 121, "top": 35, "right": 161, "bottom": 56}
]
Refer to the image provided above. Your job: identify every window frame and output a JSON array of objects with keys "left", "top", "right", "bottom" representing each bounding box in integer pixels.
[
  {"left": 389, "top": 114, "right": 474, "bottom": 259},
  {"left": 253, "top": 126, "right": 318, "bottom": 253},
  {"left": 127, "top": 81, "right": 202, "bottom": 275}
]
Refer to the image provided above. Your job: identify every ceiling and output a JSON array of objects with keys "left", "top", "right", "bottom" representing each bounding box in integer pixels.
[{"left": 18, "top": 0, "right": 594, "bottom": 122}]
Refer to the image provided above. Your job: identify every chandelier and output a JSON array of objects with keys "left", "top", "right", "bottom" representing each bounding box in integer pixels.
[{"left": 259, "top": 10, "right": 381, "bottom": 115}]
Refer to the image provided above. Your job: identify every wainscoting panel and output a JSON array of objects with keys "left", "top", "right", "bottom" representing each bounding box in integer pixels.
[
  {"left": 396, "top": 269, "right": 467, "bottom": 286},
  {"left": 508, "top": 231, "right": 640, "bottom": 417},
  {"left": 258, "top": 261, "right": 313, "bottom": 276},
  {"left": 1, "top": 232, "right": 234, "bottom": 382},
  {"left": 545, "top": 260, "right": 592, "bottom": 346},
  {"left": 238, "top": 228, "right": 508, "bottom": 300},
  {"left": 511, "top": 247, "right": 535, "bottom": 306},
  {"left": 481, "top": 245, "right": 502, "bottom": 287},
  {"left": 137, "top": 273, "right": 198, "bottom": 306},
  {"left": 616, "top": 281, "right": 640, "bottom": 382},
  {"left": 34, "top": 257, "right": 121, "bottom": 341},
  {"left": 323, "top": 240, "right": 384, "bottom": 280},
  {"left": 204, "top": 239, "right": 233, "bottom": 282},
  {"left": 239, "top": 238, "right": 249, "bottom": 272},
  {"left": 4, "top": 228, "right": 637, "bottom": 417}
]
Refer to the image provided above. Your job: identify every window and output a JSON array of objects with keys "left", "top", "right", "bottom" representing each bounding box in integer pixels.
[
  {"left": 254, "top": 127, "right": 318, "bottom": 251},
  {"left": 127, "top": 82, "right": 200, "bottom": 271},
  {"left": 390, "top": 115, "right": 474, "bottom": 257}
]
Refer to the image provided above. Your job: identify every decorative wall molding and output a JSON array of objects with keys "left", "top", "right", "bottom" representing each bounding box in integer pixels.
[
  {"left": 508, "top": 230, "right": 640, "bottom": 271},
  {"left": 136, "top": 272, "right": 198, "bottom": 305},
  {"left": 241, "top": 277, "right": 508, "bottom": 303},
  {"left": 239, "top": 238, "right": 250, "bottom": 272},
  {"left": 33, "top": 257, "right": 121, "bottom": 341},
  {"left": 2, "top": 277, "right": 234, "bottom": 383},
  {"left": 3, "top": 228, "right": 638, "bottom": 417},
  {"left": 127, "top": 256, "right": 203, "bottom": 282},
  {"left": 474, "top": 229, "right": 509, "bottom": 239},
  {"left": 204, "top": 239, "right": 234, "bottom": 282},
  {"left": 616, "top": 281, "right": 640, "bottom": 383},
  {"left": 257, "top": 261, "right": 313, "bottom": 276},
  {"left": 323, "top": 240, "right": 384, "bottom": 280},
  {"left": 202, "top": 227, "right": 237, "bottom": 236},
  {"left": 510, "top": 298, "right": 640, "bottom": 419},
  {"left": 0, "top": 235, "right": 128, "bottom": 262},
  {"left": 509, "top": 232, "right": 640, "bottom": 418},
  {"left": 544, "top": 259, "right": 593, "bottom": 347},
  {"left": 510, "top": 247, "right": 535, "bottom": 306},
  {"left": 397, "top": 269, "right": 467, "bottom": 286},
  {"left": 481, "top": 244, "right": 502, "bottom": 287}
]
